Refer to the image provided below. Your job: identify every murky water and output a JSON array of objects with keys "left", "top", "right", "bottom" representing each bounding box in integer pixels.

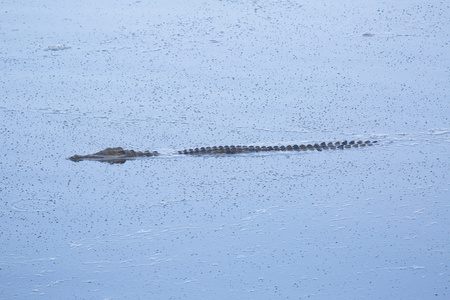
[{"left": 1, "top": 0, "right": 449, "bottom": 299}]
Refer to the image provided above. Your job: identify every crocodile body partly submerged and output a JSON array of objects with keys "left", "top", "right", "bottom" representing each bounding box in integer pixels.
[{"left": 68, "top": 140, "right": 377, "bottom": 164}]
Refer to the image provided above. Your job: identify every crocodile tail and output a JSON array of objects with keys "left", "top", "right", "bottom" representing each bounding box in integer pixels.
[{"left": 179, "top": 140, "right": 377, "bottom": 155}]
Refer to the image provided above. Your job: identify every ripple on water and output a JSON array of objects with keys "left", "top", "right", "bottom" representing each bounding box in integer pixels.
[{"left": 10, "top": 199, "right": 57, "bottom": 212}]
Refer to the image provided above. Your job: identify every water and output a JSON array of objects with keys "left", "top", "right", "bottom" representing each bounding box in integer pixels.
[{"left": 1, "top": 0, "right": 449, "bottom": 299}]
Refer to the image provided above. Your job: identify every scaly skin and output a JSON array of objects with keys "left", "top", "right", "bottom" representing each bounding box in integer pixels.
[{"left": 68, "top": 140, "right": 377, "bottom": 164}]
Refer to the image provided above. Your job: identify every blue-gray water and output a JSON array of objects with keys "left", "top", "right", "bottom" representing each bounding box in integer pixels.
[{"left": 1, "top": 0, "right": 449, "bottom": 299}]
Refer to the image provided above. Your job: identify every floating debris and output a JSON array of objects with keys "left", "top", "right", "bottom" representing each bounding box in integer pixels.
[{"left": 44, "top": 44, "right": 72, "bottom": 51}]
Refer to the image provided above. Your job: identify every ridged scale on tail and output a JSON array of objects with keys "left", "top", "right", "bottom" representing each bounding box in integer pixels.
[{"left": 177, "top": 140, "right": 376, "bottom": 155}]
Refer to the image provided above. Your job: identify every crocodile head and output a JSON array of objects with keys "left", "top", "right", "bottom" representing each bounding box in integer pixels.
[{"left": 68, "top": 147, "right": 127, "bottom": 163}]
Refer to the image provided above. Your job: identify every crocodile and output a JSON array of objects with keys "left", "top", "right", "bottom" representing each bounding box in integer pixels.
[{"left": 68, "top": 140, "right": 377, "bottom": 164}]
